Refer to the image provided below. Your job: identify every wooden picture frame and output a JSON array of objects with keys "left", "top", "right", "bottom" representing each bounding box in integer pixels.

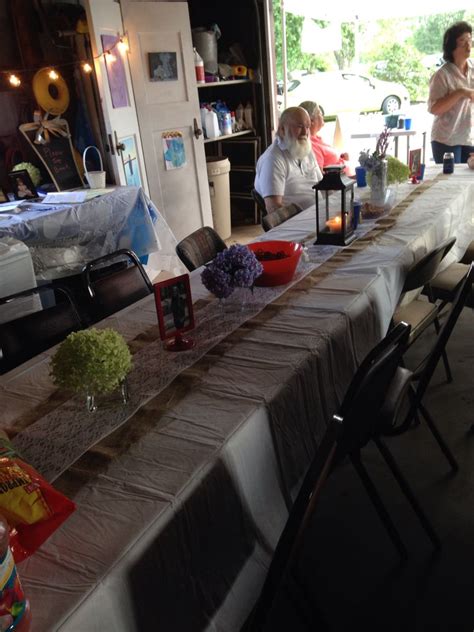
[
  {"left": 409, "top": 148, "right": 422, "bottom": 179},
  {"left": 8, "top": 170, "right": 38, "bottom": 200},
  {"left": 153, "top": 274, "right": 195, "bottom": 350}
]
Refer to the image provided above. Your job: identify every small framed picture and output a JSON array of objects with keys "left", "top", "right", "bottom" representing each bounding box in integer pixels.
[
  {"left": 409, "top": 149, "right": 422, "bottom": 179},
  {"left": 8, "top": 170, "right": 38, "bottom": 200},
  {"left": 148, "top": 52, "right": 178, "bottom": 82},
  {"left": 153, "top": 274, "right": 195, "bottom": 351}
]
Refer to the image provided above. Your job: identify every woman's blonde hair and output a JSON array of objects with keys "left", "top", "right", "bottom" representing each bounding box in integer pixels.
[{"left": 299, "top": 100, "right": 319, "bottom": 119}]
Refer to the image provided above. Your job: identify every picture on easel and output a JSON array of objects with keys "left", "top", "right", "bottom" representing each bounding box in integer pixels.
[
  {"left": 153, "top": 274, "right": 195, "bottom": 351},
  {"left": 409, "top": 148, "right": 422, "bottom": 179}
]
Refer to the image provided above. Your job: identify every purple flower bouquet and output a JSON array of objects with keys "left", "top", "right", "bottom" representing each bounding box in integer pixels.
[{"left": 201, "top": 244, "right": 263, "bottom": 299}]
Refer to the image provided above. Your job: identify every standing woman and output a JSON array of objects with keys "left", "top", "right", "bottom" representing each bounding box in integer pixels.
[{"left": 428, "top": 21, "right": 474, "bottom": 163}]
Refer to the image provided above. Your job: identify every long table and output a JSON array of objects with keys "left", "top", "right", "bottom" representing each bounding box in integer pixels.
[{"left": 1, "top": 166, "right": 474, "bottom": 631}]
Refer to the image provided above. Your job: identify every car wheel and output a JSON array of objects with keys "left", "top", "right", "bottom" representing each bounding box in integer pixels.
[{"left": 382, "top": 95, "right": 401, "bottom": 114}]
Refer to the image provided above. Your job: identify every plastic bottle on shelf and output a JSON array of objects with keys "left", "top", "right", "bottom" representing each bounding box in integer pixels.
[
  {"left": 200, "top": 104, "right": 208, "bottom": 137},
  {"left": 244, "top": 102, "right": 253, "bottom": 130},
  {"left": 0, "top": 515, "right": 31, "bottom": 631},
  {"left": 230, "top": 111, "right": 236, "bottom": 132},
  {"left": 194, "top": 48, "right": 205, "bottom": 84},
  {"left": 205, "top": 108, "right": 221, "bottom": 139},
  {"left": 235, "top": 103, "right": 244, "bottom": 131}
]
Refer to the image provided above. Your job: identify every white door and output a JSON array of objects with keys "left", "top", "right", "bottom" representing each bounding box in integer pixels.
[
  {"left": 121, "top": 1, "right": 213, "bottom": 240},
  {"left": 84, "top": 0, "right": 149, "bottom": 194}
]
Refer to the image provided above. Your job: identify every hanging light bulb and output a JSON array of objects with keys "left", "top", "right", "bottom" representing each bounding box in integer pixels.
[
  {"left": 105, "top": 51, "right": 116, "bottom": 63},
  {"left": 48, "top": 69, "right": 59, "bottom": 80},
  {"left": 8, "top": 74, "right": 21, "bottom": 87},
  {"left": 117, "top": 36, "right": 129, "bottom": 54},
  {"left": 82, "top": 62, "right": 93, "bottom": 74}
]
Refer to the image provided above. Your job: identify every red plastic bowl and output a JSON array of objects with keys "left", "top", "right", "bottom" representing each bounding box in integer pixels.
[{"left": 248, "top": 240, "right": 303, "bottom": 286}]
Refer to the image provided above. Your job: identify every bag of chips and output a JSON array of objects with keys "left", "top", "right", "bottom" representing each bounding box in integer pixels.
[{"left": 0, "top": 431, "right": 75, "bottom": 562}]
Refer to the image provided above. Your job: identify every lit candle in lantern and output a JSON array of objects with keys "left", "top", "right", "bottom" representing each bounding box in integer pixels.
[{"left": 325, "top": 216, "right": 342, "bottom": 233}]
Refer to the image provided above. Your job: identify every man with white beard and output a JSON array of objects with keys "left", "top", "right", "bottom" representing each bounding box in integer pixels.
[{"left": 254, "top": 106, "right": 323, "bottom": 214}]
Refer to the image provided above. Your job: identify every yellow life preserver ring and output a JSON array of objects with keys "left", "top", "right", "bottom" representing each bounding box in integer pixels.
[{"left": 32, "top": 68, "right": 70, "bottom": 116}]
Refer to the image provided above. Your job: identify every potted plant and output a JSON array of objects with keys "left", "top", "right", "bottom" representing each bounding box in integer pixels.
[{"left": 50, "top": 328, "right": 132, "bottom": 413}]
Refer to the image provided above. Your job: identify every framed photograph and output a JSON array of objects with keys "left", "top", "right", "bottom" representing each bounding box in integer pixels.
[
  {"left": 148, "top": 52, "right": 178, "bottom": 82},
  {"left": 8, "top": 170, "right": 38, "bottom": 200},
  {"left": 153, "top": 274, "right": 195, "bottom": 350},
  {"left": 409, "top": 149, "right": 422, "bottom": 179}
]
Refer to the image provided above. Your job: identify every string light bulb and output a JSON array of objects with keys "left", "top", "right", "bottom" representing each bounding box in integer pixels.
[
  {"left": 105, "top": 51, "right": 116, "bottom": 63},
  {"left": 8, "top": 74, "right": 21, "bottom": 87},
  {"left": 117, "top": 37, "right": 129, "bottom": 54},
  {"left": 82, "top": 62, "right": 93, "bottom": 74},
  {"left": 48, "top": 69, "right": 59, "bottom": 80}
]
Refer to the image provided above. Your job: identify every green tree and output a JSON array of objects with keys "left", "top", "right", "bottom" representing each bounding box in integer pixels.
[
  {"left": 371, "top": 42, "right": 429, "bottom": 102},
  {"left": 334, "top": 23, "right": 356, "bottom": 70},
  {"left": 272, "top": 2, "right": 332, "bottom": 79},
  {"left": 412, "top": 12, "right": 466, "bottom": 53}
]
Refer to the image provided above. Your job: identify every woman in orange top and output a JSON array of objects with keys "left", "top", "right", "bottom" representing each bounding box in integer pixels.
[{"left": 299, "top": 100, "right": 353, "bottom": 175}]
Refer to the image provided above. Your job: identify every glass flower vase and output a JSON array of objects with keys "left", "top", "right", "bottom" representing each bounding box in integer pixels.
[
  {"left": 86, "top": 377, "right": 129, "bottom": 413},
  {"left": 370, "top": 159, "right": 388, "bottom": 208}
]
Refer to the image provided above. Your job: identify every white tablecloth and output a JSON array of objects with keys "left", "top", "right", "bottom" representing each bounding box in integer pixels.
[{"left": 1, "top": 166, "right": 474, "bottom": 631}]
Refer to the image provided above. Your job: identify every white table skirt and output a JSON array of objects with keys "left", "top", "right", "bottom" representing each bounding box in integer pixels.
[{"left": 2, "top": 165, "right": 474, "bottom": 631}]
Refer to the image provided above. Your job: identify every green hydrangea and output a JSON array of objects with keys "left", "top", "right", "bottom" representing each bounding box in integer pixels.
[
  {"left": 12, "top": 162, "right": 42, "bottom": 187},
  {"left": 387, "top": 155, "right": 410, "bottom": 185},
  {"left": 50, "top": 328, "right": 132, "bottom": 395}
]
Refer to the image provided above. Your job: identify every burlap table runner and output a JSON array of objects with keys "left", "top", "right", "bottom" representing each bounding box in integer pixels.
[{"left": 10, "top": 177, "right": 440, "bottom": 496}]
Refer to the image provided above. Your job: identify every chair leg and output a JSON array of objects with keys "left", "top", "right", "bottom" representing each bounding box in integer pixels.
[
  {"left": 350, "top": 451, "right": 408, "bottom": 559},
  {"left": 418, "top": 402, "right": 459, "bottom": 472},
  {"left": 433, "top": 316, "right": 453, "bottom": 383},
  {"left": 374, "top": 437, "right": 441, "bottom": 550}
]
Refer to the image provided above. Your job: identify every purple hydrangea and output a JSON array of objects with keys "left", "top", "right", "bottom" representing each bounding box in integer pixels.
[{"left": 201, "top": 244, "right": 263, "bottom": 298}]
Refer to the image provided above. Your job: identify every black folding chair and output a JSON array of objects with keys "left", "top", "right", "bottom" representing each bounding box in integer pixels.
[
  {"left": 261, "top": 203, "right": 302, "bottom": 232},
  {"left": 82, "top": 248, "right": 153, "bottom": 323},
  {"left": 247, "top": 322, "right": 440, "bottom": 631},
  {"left": 385, "top": 263, "right": 474, "bottom": 472},
  {"left": 392, "top": 236, "right": 456, "bottom": 382},
  {"left": 176, "top": 226, "right": 227, "bottom": 271},
  {"left": 0, "top": 284, "right": 83, "bottom": 374}
]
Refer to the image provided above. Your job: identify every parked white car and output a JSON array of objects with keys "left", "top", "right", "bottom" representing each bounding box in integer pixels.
[{"left": 278, "top": 71, "right": 410, "bottom": 116}]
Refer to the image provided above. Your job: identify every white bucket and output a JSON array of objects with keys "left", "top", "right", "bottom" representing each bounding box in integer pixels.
[{"left": 83, "top": 146, "right": 106, "bottom": 189}]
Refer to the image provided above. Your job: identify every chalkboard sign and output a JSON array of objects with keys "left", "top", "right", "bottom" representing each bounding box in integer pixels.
[{"left": 19, "top": 119, "right": 85, "bottom": 191}]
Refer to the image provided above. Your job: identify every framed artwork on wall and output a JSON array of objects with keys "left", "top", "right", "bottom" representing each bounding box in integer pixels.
[{"left": 148, "top": 52, "right": 178, "bottom": 81}]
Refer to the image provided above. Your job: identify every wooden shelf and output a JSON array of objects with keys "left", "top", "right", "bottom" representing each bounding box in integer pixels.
[
  {"left": 197, "top": 79, "right": 252, "bottom": 88},
  {"left": 204, "top": 130, "right": 253, "bottom": 144}
]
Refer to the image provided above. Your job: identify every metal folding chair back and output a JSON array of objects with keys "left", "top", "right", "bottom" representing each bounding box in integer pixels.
[
  {"left": 176, "top": 226, "right": 227, "bottom": 271},
  {"left": 261, "top": 204, "right": 302, "bottom": 232},
  {"left": 83, "top": 249, "right": 153, "bottom": 322},
  {"left": 0, "top": 285, "right": 83, "bottom": 373}
]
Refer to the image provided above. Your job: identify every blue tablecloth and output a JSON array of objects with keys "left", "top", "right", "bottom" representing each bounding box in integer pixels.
[{"left": 0, "top": 187, "right": 163, "bottom": 280}]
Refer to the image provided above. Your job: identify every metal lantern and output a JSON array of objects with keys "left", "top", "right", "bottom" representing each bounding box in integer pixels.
[{"left": 313, "top": 165, "right": 356, "bottom": 246}]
